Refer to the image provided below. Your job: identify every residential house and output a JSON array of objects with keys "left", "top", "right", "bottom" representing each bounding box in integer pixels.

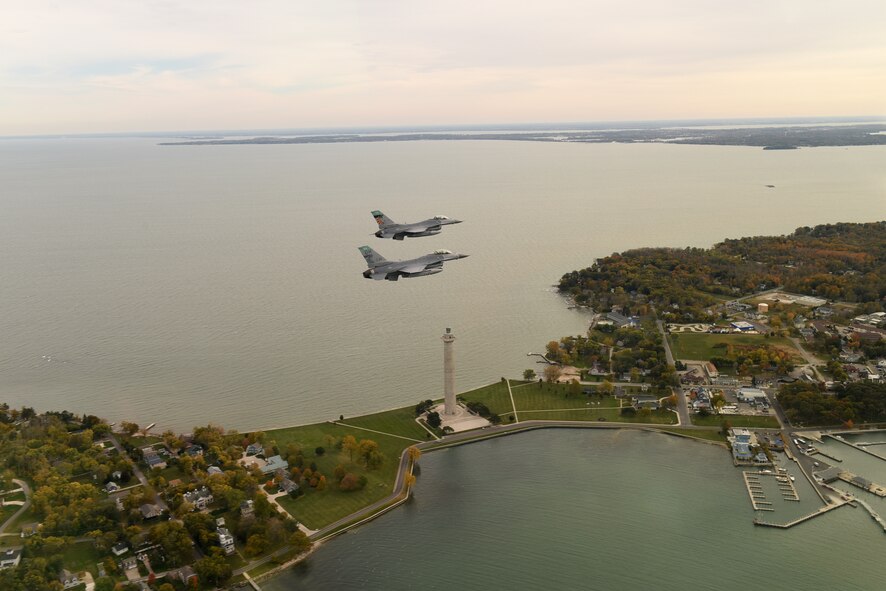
[
  {"left": 59, "top": 569, "right": 80, "bottom": 589},
  {"left": 0, "top": 548, "right": 22, "bottom": 570},
  {"left": 279, "top": 478, "right": 300, "bottom": 495},
  {"left": 631, "top": 395, "right": 660, "bottom": 410},
  {"left": 183, "top": 444, "right": 204, "bottom": 458},
  {"left": 240, "top": 500, "right": 255, "bottom": 517},
  {"left": 261, "top": 455, "right": 289, "bottom": 476},
  {"left": 173, "top": 565, "right": 198, "bottom": 585},
  {"left": 183, "top": 486, "right": 214, "bottom": 511},
  {"left": 246, "top": 443, "right": 264, "bottom": 456},
  {"left": 111, "top": 542, "right": 129, "bottom": 557},
  {"left": 218, "top": 527, "right": 236, "bottom": 555},
  {"left": 139, "top": 504, "right": 163, "bottom": 519},
  {"left": 207, "top": 466, "right": 223, "bottom": 476},
  {"left": 143, "top": 451, "right": 167, "bottom": 471}
]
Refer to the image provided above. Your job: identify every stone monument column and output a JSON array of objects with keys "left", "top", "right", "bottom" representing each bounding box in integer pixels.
[{"left": 442, "top": 328, "right": 456, "bottom": 415}]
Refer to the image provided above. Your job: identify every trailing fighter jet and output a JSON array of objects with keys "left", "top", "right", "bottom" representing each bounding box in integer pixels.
[
  {"left": 371, "top": 210, "right": 462, "bottom": 240},
  {"left": 358, "top": 245, "right": 468, "bottom": 281}
]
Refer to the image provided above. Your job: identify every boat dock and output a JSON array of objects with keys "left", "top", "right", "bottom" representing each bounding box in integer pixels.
[
  {"left": 837, "top": 472, "right": 886, "bottom": 497},
  {"left": 743, "top": 470, "right": 799, "bottom": 511},
  {"left": 754, "top": 499, "right": 850, "bottom": 528}
]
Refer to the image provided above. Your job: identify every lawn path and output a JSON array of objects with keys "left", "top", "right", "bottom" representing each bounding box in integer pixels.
[
  {"left": 505, "top": 379, "right": 519, "bottom": 422},
  {"left": 335, "top": 422, "right": 423, "bottom": 443}
]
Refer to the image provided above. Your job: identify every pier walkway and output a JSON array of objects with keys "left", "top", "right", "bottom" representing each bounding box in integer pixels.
[{"left": 754, "top": 499, "right": 850, "bottom": 528}]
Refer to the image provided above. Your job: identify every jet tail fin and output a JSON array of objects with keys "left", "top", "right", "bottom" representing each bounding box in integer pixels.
[
  {"left": 358, "top": 245, "right": 387, "bottom": 267},
  {"left": 371, "top": 210, "right": 396, "bottom": 228}
]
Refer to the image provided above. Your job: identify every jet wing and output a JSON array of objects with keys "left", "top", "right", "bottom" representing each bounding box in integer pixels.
[{"left": 399, "top": 263, "right": 430, "bottom": 274}]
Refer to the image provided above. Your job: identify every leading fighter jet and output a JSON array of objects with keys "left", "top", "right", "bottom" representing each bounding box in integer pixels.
[
  {"left": 359, "top": 245, "right": 468, "bottom": 281},
  {"left": 371, "top": 210, "right": 462, "bottom": 240}
]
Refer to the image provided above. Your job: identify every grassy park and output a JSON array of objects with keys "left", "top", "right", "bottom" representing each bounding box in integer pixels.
[
  {"left": 690, "top": 413, "right": 781, "bottom": 428},
  {"left": 668, "top": 332, "right": 801, "bottom": 362}
]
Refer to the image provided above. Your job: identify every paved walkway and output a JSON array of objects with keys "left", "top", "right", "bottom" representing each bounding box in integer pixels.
[
  {"left": 335, "top": 422, "right": 422, "bottom": 443},
  {"left": 505, "top": 379, "right": 519, "bottom": 422}
]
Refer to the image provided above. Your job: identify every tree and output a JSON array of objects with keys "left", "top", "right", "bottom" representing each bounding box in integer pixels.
[
  {"left": 120, "top": 421, "right": 140, "bottom": 438},
  {"left": 245, "top": 533, "right": 269, "bottom": 557},
  {"left": 314, "top": 446, "right": 325, "bottom": 456},
  {"left": 426, "top": 412, "right": 442, "bottom": 429},
  {"left": 598, "top": 379, "right": 614, "bottom": 397},
  {"left": 158, "top": 585, "right": 175, "bottom": 591},
  {"left": 406, "top": 446, "right": 421, "bottom": 463},
  {"left": 95, "top": 578, "right": 116, "bottom": 591},
  {"left": 405, "top": 473, "right": 416, "bottom": 491},
  {"left": 341, "top": 435, "right": 358, "bottom": 461},
  {"left": 523, "top": 369, "right": 536, "bottom": 381},
  {"left": 289, "top": 530, "right": 312, "bottom": 553},
  {"left": 543, "top": 364, "right": 562, "bottom": 383},
  {"left": 194, "top": 549, "right": 232, "bottom": 586}
]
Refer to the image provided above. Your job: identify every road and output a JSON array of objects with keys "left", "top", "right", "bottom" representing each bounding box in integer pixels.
[
  {"left": 0, "top": 479, "right": 32, "bottom": 535},
  {"left": 789, "top": 337, "right": 826, "bottom": 381},
  {"left": 106, "top": 433, "right": 168, "bottom": 510},
  {"left": 656, "top": 319, "right": 691, "bottom": 426}
]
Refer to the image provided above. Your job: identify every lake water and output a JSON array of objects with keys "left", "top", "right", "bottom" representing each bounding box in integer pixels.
[
  {"left": 0, "top": 138, "right": 884, "bottom": 431},
  {"left": 265, "top": 429, "right": 886, "bottom": 591}
]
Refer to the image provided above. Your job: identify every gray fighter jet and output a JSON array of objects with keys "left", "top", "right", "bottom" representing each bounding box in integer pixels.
[
  {"left": 371, "top": 210, "right": 462, "bottom": 240},
  {"left": 359, "top": 245, "right": 468, "bottom": 281}
]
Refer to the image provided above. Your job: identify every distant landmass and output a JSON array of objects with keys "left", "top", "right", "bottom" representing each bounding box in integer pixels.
[{"left": 160, "top": 123, "right": 886, "bottom": 149}]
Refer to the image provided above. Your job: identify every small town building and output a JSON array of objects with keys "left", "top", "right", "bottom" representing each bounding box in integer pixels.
[
  {"left": 0, "top": 548, "right": 22, "bottom": 570},
  {"left": 207, "top": 466, "right": 223, "bottom": 476},
  {"left": 731, "top": 321, "right": 755, "bottom": 332},
  {"left": 737, "top": 388, "right": 767, "bottom": 403},
  {"left": 732, "top": 442, "right": 754, "bottom": 461},
  {"left": 172, "top": 565, "right": 198, "bottom": 585},
  {"left": 757, "top": 302, "right": 769, "bottom": 313},
  {"left": 816, "top": 466, "right": 843, "bottom": 484},
  {"left": 105, "top": 482, "right": 120, "bottom": 493},
  {"left": 143, "top": 451, "right": 167, "bottom": 470},
  {"left": 632, "top": 395, "right": 660, "bottom": 410},
  {"left": 246, "top": 443, "right": 264, "bottom": 456},
  {"left": 111, "top": 542, "right": 129, "bottom": 557},
  {"left": 279, "top": 478, "right": 300, "bottom": 495}
]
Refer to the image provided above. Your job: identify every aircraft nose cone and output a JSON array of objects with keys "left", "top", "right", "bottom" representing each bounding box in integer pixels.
[
  {"left": 374, "top": 230, "right": 383, "bottom": 238},
  {"left": 457, "top": 253, "right": 469, "bottom": 259},
  {"left": 362, "top": 269, "right": 373, "bottom": 279}
]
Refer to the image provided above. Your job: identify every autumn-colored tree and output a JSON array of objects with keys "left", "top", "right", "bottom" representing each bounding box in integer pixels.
[
  {"left": 333, "top": 464, "right": 346, "bottom": 481},
  {"left": 120, "top": 421, "right": 140, "bottom": 437},
  {"left": 341, "top": 435, "right": 358, "bottom": 461},
  {"left": 317, "top": 475, "right": 327, "bottom": 491},
  {"left": 598, "top": 379, "right": 614, "bottom": 397},
  {"left": 406, "top": 446, "right": 421, "bottom": 463},
  {"left": 543, "top": 364, "right": 562, "bottom": 383},
  {"left": 404, "top": 473, "right": 416, "bottom": 491}
]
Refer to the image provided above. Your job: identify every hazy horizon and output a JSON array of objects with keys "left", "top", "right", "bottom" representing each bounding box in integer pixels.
[{"left": 3, "top": 1, "right": 885, "bottom": 135}]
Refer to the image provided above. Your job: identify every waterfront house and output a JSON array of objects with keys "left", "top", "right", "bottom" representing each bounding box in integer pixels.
[
  {"left": 0, "top": 548, "right": 22, "bottom": 570},
  {"left": 261, "top": 455, "right": 289, "bottom": 476},
  {"left": 246, "top": 442, "right": 264, "bottom": 456},
  {"left": 732, "top": 442, "right": 754, "bottom": 462},
  {"left": 631, "top": 395, "right": 660, "bottom": 410}
]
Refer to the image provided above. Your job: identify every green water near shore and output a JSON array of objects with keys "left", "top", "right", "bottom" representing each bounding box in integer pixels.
[{"left": 266, "top": 430, "right": 885, "bottom": 590}]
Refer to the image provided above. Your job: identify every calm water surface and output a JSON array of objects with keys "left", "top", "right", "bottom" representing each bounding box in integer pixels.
[
  {"left": 266, "top": 430, "right": 886, "bottom": 591},
  {"left": 0, "top": 139, "right": 884, "bottom": 430}
]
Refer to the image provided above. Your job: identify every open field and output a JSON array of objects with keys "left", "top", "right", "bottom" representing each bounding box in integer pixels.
[
  {"left": 337, "top": 406, "right": 428, "bottom": 441},
  {"left": 266, "top": 421, "right": 415, "bottom": 530},
  {"left": 517, "top": 408, "right": 677, "bottom": 424},
  {"left": 690, "top": 414, "right": 781, "bottom": 428},
  {"left": 668, "top": 333, "right": 801, "bottom": 361},
  {"left": 62, "top": 542, "right": 102, "bottom": 575},
  {"left": 510, "top": 381, "right": 620, "bottom": 412}
]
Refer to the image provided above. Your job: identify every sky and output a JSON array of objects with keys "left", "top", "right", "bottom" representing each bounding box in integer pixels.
[{"left": 1, "top": 0, "right": 885, "bottom": 135}]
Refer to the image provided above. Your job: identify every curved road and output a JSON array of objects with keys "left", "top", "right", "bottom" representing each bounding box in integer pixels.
[{"left": 0, "top": 479, "right": 32, "bottom": 535}]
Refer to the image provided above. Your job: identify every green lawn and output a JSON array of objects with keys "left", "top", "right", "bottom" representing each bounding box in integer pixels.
[
  {"left": 458, "top": 381, "right": 515, "bottom": 419},
  {"left": 62, "top": 542, "right": 103, "bottom": 575},
  {"left": 1, "top": 491, "right": 25, "bottom": 503},
  {"left": 264, "top": 421, "right": 415, "bottom": 530},
  {"left": 690, "top": 413, "right": 781, "bottom": 428},
  {"left": 518, "top": 408, "right": 677, "bottom": 424},
  {"left": 0, "top": 505, "right": 17, "bottom": 528},
  {"left": 668, "top": 333, "right": 801, "bottom": 362},
  {"left": 511, "top": 381, "right": 619, "bottom": 411},
  {"left": 338, "top": 406, "right": 428, "bottom": 441}
]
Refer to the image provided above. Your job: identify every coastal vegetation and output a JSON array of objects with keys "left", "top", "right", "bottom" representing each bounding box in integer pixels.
[
  {"left": 558, "top": 222, "right": 885, "bottom": 323},
  {"left": 777, "top": 382, "right": 886, "bottom": 426}
]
